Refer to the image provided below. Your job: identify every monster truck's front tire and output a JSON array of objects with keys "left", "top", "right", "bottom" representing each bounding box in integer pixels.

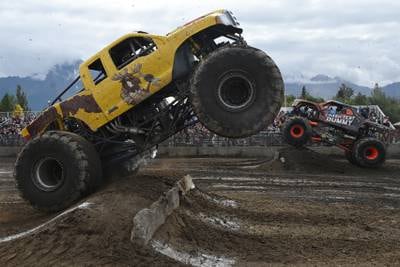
[
  {"left": 282, "top": 117, "right": 312, "bottom": 147},
  {"left": 352, "top": 138, "right": 386, "bottom": 168},
  {"left": 59, "top": 131, "right": 103, "bottom": 192},
  {"left": 14, "top": 131, "right": 102, "bottom": 212},
  {"left": 190, "top": 46, "right": 284, "bottom": 138}
]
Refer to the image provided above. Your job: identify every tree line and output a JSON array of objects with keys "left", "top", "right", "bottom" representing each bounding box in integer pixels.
[
  {"left": 0, "top": 85, "right": 29, "bottom": 112},
  {"left": 285, "top": 83, "right": 400, "bottom": 122}
]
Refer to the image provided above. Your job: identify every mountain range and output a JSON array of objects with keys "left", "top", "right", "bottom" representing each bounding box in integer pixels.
[
  {"left": 0, "top": 61, "right": 399, "bottom": 110},
  {"left": 0, "top": 61, "right": 81, "bottom": 110},
  {"left": 284, "top": 74, "right": 374, "bottom": 99}
]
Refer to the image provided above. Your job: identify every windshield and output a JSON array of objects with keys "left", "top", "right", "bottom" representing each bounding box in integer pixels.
[{"left": 50, "top": 76, "right": 84, "bottom": 105}]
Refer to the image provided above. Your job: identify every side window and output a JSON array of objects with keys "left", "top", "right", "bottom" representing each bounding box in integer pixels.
[
  {"left": 109, "top": 37, "right": 157, "bottom": 69},
  {"left": 89, "top": 59, "right": 107, "bottom": 85}
]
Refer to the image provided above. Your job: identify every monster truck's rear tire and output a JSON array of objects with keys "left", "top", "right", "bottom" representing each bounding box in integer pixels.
[
  {"left": 190, "top": 46, "right": 284, "bottom": 138},
  {"left": 282, "top": 117, "right": 312, "bottom": 147},
  {"left": 14, "top": 131, "right": 102, "bottom": 212},
  {"left": 345, "top": 150, "right": 359, "bottom": 166},
  {"left": 352, "top": 138, "right": 386, "bottom": 168}
]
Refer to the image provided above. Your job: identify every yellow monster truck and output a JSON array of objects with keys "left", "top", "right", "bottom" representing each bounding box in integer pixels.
[{"left": 15, "top": 10, "right": 284, "bottom": 212}]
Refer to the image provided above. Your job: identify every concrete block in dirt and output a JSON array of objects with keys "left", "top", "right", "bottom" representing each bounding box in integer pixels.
[{"left": 131, "top": 175, "right": 195, "bottom": 246}]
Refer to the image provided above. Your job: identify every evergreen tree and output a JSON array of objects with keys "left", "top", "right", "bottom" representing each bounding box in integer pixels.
[
  {"left": 304, "top": 94, "right": 325, "bottom": 103},
  {"left": 335, "top": 83, "right": 354, "bottom": 103},
  {"left": 0, "top": 93, "right": 16, "bottom": 112},
  {"left": 15, "top": 85, "right": 29, "bottom": 111},
  {"left": 352, "top": 92, "right": 368, "bottom": 105},
  {"left": 370, "top": 83, "right": 386, "bottom": 105},
  {"left": 297, "top": 85, "right": 325, "bottom": 103},
  {"left": 369, "top": 83, "right": 400, "bottom": 122},
  {"left": 300, "top": 86, "right": 307, "bottom": 99},
  {"left": 285, "top": 95, "right": 296, "bottom": 106}
]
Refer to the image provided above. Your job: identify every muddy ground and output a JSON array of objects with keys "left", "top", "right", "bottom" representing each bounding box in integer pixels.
[{"left": 0, "top": 146, "right": 400, "bottom": 266}]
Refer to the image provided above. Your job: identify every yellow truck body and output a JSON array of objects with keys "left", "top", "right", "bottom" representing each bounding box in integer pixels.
[{"left": 22, "top": 10, "right": 241, "bottom": 139}]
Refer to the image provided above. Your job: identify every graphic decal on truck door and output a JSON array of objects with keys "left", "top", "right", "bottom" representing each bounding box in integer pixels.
[{"left": 112, "top": 64, "right": 160, "bottom": 105}]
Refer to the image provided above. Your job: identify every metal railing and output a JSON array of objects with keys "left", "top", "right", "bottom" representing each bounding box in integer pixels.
[
  {"left": 0, "top": 107, "right": 398, "bottom": 147},
  {"left": 164, "top": 129, "right": 285, "bottom": 147}
]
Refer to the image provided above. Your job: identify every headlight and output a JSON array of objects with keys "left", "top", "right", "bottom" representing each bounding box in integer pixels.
[
  {"left": 227, "top": 11, "right": 240, "bottom": 26},
  {"left": 216, "top": 11, "right": 240, "bottom": 26}
]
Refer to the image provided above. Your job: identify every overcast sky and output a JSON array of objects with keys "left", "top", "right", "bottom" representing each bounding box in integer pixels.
[{"left": 0, "top": 0, "right": 399, "bottom": 86}]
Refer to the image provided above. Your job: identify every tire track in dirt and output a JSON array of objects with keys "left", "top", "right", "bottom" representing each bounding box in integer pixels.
[
  {"left": 154, "top": 189, "right": 400, "bottom": 266},
  {"left": 193, "top": 174, "right": 400, "bottom": 208},
  {"left": 0, "top": 202, "right": 93, "bottom": 244},
  {"left": 144, "top": 156, "right": 400, "bottom": 208}
]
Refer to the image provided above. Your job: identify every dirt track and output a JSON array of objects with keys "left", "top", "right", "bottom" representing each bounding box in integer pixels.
[{"left": 1, "top": 147, "right": 400, "bottom": 266}]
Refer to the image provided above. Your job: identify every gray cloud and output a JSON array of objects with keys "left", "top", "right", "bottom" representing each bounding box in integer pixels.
[{"left": 0, "top": 0, "right": 399, "bottom": 86}]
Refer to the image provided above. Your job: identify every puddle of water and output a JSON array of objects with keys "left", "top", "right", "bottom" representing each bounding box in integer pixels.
[
  {"left": 208, "top": 178, "right": 400, "bottom": 193},
  {"left": 193, "top": 176, "right": 259, "bottom": 181},
  {"left": 197, "top": 212, "right": 240, "bottom": 231},
  {"left": 199, "top": 191, "right": 238, "bottom": 208},
  {"left": 212, "top": 184, "right": 267, "bottom": 190},
  {"left": 383, "top": 193, "right": 400, "bottom": 198},
  {"left": 383, "top": 187, "right": 400, "bottom": 192},
  {"left": 151, "top": 240, "right": 236, "bottom": 267},
  {"left": 324, "top": 196, "right": 353, "bottom": 200}
]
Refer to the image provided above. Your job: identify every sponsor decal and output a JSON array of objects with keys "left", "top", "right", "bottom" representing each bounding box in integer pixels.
[{"left": 326, "top": 114, "right": 355, "bottom": 126}]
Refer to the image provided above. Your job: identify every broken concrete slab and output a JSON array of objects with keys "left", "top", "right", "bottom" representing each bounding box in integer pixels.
[{"left": 131, "top": 175, "right": 195, "bottom": 246}]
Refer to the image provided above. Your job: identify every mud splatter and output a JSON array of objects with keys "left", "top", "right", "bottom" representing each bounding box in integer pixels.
[
  {"left": 60, "top": 94, "right": 102, "bottom": 117},
  {"left": 26, "top": 107, "right": 57, "bottom": 137}
]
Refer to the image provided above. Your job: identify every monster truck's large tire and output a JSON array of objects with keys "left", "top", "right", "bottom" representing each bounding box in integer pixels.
[
  {"left": 345, "top": 150, "right": 359, "bottom": 166},
  {"left": 190, "top": 46, "right": 284, "bottom": 138},
  {"left": 14, "top": 131, "right": 102, "bottom": 212},
  {"left": 57, "top": 131, "right": 103, "bottom": 192},
  {"left": 282, "top": 117, "right": 312, "bottom": 147},
  {"left": 352, "top": 138, "right": 386, "bottom": 168}
]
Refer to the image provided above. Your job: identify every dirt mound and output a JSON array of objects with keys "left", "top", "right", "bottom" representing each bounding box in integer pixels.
[{"left": 0, "top": 173, "right": 185, "bottom": 266}]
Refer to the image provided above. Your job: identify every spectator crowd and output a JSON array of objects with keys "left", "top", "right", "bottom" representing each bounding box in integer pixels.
[
  {"left": 167, "top": 122, "right": 284, "bottom": 147},
  {"left": 0, "top": 108, "right": 399, "bottom": 147},
  {"left": 0, "top": 112, "right": 37, "bottom": 146}
]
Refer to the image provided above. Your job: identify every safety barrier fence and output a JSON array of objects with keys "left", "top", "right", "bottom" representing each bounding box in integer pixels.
[{"left": 1, "top": 110, "right": 399, "bottom": 147}]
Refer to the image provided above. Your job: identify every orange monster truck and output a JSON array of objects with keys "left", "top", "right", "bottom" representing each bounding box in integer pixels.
[{"left": 281, "top": 99, "right": 393, "bottom": 168}]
